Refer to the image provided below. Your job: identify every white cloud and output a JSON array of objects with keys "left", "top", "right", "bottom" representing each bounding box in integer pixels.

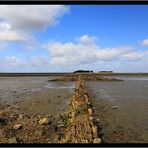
[
  {"left": 45, "top": 34, "right": 134, "bottom": 66},
  {"left": 95, "top": 47, "right": 133, "bottom": 61},
  {"left": 27, "top": 55, "right": 49, "bottom": 66},
  {"left": 0, "top": 21, "right": 36, "bottom": 45},
  {"left": 0, "top": 22, "right": 24, "bottom": 42},
  {"left": 0, "top": 5, "right": 69, "bottom": 48},
  {"left": 123, "top": 50, "right": 148, "bottom": 61},
  {"left": 0, "top": 5, "right": 69, "bottom": 31},
  {"left": 1, "top": 33, "right": 147, "bottom": 72},
  {"left": 141, "top": 39, "right": 148, "bottom": 46},
  {"left": 5, "top": 56, "right": 24, "bottom": 67},
  {"left": 76, "top": 34, "right": 97, "bottom": 45},
  {"left": 0, "top": 55, "right": 50, "bottom": 68},
  {"left": 0, "top": 21, "right": 11, "bottom": 30},
  {"left": 0, "top": 29, "right": 26, "bottom": 43}
]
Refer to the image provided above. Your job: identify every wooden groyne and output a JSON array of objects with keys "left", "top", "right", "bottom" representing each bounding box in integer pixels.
[{"left": 59, "top": 75, "right": 101, "bottom": 143}]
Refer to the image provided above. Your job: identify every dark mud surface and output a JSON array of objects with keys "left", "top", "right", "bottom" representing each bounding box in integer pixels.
[
  {"left": 0, "top": 77, "right": 74, "bottom": 143},
  {"left": 0, "top": 76, "right": 148, "bottom": 143},
  {"left": 87, "top": 80, "right": 148, "bottom": 143}
]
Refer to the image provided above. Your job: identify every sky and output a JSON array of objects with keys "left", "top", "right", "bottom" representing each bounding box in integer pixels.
[{"left": 0, "top": 5, "right": 148, "bottom": 72}]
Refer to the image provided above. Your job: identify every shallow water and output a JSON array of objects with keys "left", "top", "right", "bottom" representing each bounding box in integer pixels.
[
  {"left": 87, "top": 77, "right": 148, "bottom": 143},
  {"left": 44, "top": 81, "right": 75, "bottom": 89},
  {"left": 105, "top": 75, "right": 148, "bottom": 81},
  {"left": 0, "top": 76, "right": 148, "bottom": 142},
  {"left": 0, "top": 76, "right": 75, "bottom": 104},
  {"left": 89, "top": 80, "right": 148, "bottom": 101}
]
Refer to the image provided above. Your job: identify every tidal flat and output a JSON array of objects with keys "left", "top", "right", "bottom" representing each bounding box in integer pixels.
[
  {"left": 87, "top": 76, "right": 148, "bottom": 143},
  {"left": 0, "top": 76, "right": 75, "bottom": 143},
  {"left": 0, "top": 75, "right": 148, "bottom": 143}
]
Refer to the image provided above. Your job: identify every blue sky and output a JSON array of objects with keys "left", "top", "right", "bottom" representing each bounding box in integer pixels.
[{"left": 0, "top": 5, "right": 148, "bottom": 72}]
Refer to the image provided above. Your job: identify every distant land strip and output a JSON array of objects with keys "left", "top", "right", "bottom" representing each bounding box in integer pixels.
[{"left": 0, "top": 72, "right": 148, "bottom": 77}]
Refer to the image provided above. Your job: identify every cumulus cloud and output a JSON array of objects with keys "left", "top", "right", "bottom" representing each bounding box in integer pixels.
[
  {"left": 45, "top": 34, "right": 134, "bottom": 66},
  {"left": 76, "top": 34, "right": 97, "bottom": 45},
  {"left": 0, "top": 22, "right": 32, "bottom": 43},
  {"left": 5, "top": 56, "right": 24, "bottom": 67},
  {"left": 0, "top": 5, "right": 69, "bottom": 48},
  {"left": 0, "top": 21, "right": 11, "bottom": 30},
  {"left": 0, "top": 55, "right": 50, "bottom": 68},
  {"left": 141, "top": 39, "right": 148, "bottom": 46},
  {"left": 123, "top": 50, "right": 148, "bottom": 61},
  {"left": 0, "top": 5, "right": 69, "bottom": 31},
  {"left": 1, "top": 34, "right": 148, "bottom": 72},
  {"left": 95, "top": 47, "right": 133, "bottom": 61},
  {"left": 26, "top": 55, "right": 49, "bottom": 67}
]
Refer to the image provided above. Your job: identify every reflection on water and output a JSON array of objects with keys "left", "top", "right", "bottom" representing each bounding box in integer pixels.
[
  {"left": 44, "top": 82, "right": 75, "bottom": 89},
  {"left": 87, "top": 78, "right": 148, "bottom": 126},
  {"left": 105, "top": 76, "right": 148, "bottom": 81},
  {"left": 100, "top": 76, "right": 148, "bottom": 102},
  {"left": 0, "top": 76, "right": 57, "bottom": 104},
  {"left": 87, "top": 78, "right": 148, "bottom": 143},
  {"left": 31, "top": 88, "right": 42, "bottom": 92},
  {"left": 88, "top": 79, "right": 148, "bottom": 102},
  {"left": 122, "top": 77, "right": 148, "bottom": 81},
  {"left": 96, "top": 89, "right": 115, "bottom": 101}
]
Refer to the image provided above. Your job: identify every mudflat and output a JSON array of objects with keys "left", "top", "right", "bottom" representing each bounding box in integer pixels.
[
  {"left": 0, "top": 76, "right": 74, "bottom": 143},
  {"left": 0, "top": 76, "right": 148, "bottom": 143},
  {"left": 87, "top": 79, "right": 148, "bottom": 143}
]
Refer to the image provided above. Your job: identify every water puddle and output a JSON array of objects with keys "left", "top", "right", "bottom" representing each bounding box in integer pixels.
[
  {"left": 123, "top": 77, "right": 148, "bottom": 81},
  {"left": 44, "top": 82, "right": 75, "bottom": 90},
  {"left": 97, "top": 88, "right": 115, "bottom": 101},
  {"left": 108, "top": 76, "right": 148, "bottom": 81},
  {"left": 30, "top": 88, "right": 42, "bottom": 92}
]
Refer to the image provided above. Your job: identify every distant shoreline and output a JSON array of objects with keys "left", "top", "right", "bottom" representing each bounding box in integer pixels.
[{"left": 0, "top": 72, "right": 148, "bottom": 77}]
